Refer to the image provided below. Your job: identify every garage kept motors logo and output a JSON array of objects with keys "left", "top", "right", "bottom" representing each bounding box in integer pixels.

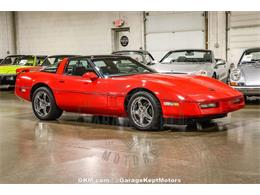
[{"left": 120, "top": 36, "right": 129, "bottom": 47}]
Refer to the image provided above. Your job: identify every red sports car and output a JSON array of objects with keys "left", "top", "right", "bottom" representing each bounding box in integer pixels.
[{"left": 15, "top": 55, "right": 244, "bottom": 130}]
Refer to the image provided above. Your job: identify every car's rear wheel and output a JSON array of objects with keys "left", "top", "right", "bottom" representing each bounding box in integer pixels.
[
  {"left": 32, "top": 87, "right": 63, "bottom": 120},
  {"left": 127, "top": 91, "right": 163, "bottom": 130}
]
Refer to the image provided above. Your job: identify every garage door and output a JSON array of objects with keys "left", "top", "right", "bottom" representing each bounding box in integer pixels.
[
  {"left": 145, "top": 12, "right": 206, "bottom": 60},
  {"left": 228, "top": 12, "right": 260, "bottom": 64}
]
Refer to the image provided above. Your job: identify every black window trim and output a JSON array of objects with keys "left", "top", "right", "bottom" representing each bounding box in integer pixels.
[{"left": 62, "top": 57, "right": 102, "bottom": 78}]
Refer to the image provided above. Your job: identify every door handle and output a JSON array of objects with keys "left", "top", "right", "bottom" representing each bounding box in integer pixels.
[{"left": 59, "top": 80, "right": 65, "bottom": 83}]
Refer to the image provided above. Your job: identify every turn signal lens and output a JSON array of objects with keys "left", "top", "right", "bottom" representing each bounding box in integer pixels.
[
  {"left": 200, "top": 102, "right": 218, "bottom": 109},
  {"left": 230, "top": 82, "right": 238, "bottom": 86},
  {"left": 163, "top": 102, "right": 180, "bottom": 107}
]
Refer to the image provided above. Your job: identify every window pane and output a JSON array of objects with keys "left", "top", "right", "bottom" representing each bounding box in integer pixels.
[
  {"left": 65, "top": 59, "right": 93, "bottom": 76},
  {"left": 93, "top": 58, "right": 153, "bottom": 76}
]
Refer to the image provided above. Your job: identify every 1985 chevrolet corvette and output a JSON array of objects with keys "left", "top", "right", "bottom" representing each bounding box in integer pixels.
[{"left": 15, "top": 55, "right": 244, "bottom": 130}]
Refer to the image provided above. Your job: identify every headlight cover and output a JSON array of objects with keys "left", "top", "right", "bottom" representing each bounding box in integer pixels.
[
  {"left": 230, "top": 69, "right": 242, "bottom": 81},
  {"left": 200, "top": 102, "right": 219, "bottom": 109}
]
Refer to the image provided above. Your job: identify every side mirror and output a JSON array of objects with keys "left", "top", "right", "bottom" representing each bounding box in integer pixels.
[
  {"left": 82, "top": 72, "right": 98, "bottom": 81},
  {"left": 215, "top": 59, "right": 226, "bottom": 68}
]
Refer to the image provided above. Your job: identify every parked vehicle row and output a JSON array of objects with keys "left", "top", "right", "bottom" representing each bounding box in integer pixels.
[
  {"left": 0, "top": 49, "right": 230, "bottom": 89},
  {"left": 113, "top": 49, "right": 230, "bottom": 83},
  {"left": 2, "top": 48, "right": 254, "bottom": 130},
  {"left": 15, "top": 55, "right": 244, "bottom": 130}
]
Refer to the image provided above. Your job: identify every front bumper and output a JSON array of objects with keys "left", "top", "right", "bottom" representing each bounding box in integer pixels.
[
  {"left": 165, "top": 114, "right": 227, "bottom": 125},
  {"left": 162, "top": 96, "right": 244, "bottom": 120},
  {"left": 232, "top": 86, "right": 260, "bottom": 96},
  {"left": 0, "top": 74, "right": 16, "bottom": 87}
]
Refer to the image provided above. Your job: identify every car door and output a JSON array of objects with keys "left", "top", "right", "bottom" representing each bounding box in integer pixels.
[
  {"left": 54, "top": 59, "right": 87, "bottom": 112},
  {"left": 54, "top": 58, "right": 108, "bottom": 114}
]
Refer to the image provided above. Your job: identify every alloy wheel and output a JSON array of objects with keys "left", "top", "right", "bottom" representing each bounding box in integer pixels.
[
  {"left": 130, "top": 96, "right": 154, "bottom": 128},
  {"left": 33, "top": 91, "right": 51, "bottom": 117}
]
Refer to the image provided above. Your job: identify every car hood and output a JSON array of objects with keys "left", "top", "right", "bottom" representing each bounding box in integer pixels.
[
  {"left": 117, "top": 73, "right": 240, "bottom": 102},
  {"left": 240, "top": 63, "right": 260, "bottom": 85},
  {"left": 151, "top": 62, "right": 213, "bottom": 75},
  {"left": 0, "top": 65, "right": 32, "bottom": 75}
]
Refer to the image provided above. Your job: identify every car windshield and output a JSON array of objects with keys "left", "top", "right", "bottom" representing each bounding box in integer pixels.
[
  {"left": 161, "top": 50, "right": 213, "bottom": 63},
  {"left": 114, "top": 52, "right": 152, "bottom": 65},
  {"left": 240, "top": 50, "right": 260, "bottom": 64},
  {"left": 93, "top": 57, "right": 155, "bottom": 77},
  {"left": 1, "top": 56, "right": 35, "bottom": 66}
]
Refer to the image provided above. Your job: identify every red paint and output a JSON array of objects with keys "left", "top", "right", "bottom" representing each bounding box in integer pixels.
[{"left": 15, "top": 58, "right": 244, "bottom": 120}]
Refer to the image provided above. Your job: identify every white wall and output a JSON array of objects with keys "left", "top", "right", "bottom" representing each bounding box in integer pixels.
[
  {"left": 0, "top": 11, "right": 245, "bottom": 64},
  {"left": 0, "top": 12, "right": 16, "bottom": 58},
  {"left": 227, "top": 12, "right": 260, "bottom": 64},
  {"left": 145, "top": 11, "right": 206, "bottom": 60},
  {"left": 208, "top": 11, "right": 227, "bottom": 61},
  {"left": 15, "top": 11, "right": 144, "bottom": 55}
]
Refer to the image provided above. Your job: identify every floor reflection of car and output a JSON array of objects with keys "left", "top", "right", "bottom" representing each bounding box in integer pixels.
[
  {"left": 16, "top": 55, "right": 78, "bottom": 74},
  {"left": 0, "top": 55, "right": 46, "bottom": 88},
  {"left": 229, "top": 48, "right": 260, "bottom": 98},
  {"left": 15, "top": 55, "right": 244, "bottom": 131},
  {"left": 112, "top": 50, "right": 157, "bottom": 65},
  {"left": 151, "top": 49, "right": 229, "bottom": 82}
]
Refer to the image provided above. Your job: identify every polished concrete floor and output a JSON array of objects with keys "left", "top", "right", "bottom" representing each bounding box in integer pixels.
[{"left": 0, "top": 90, "right": 260, "bottom": 184}]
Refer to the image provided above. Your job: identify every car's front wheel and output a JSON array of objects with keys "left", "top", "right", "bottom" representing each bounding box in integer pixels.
[
  {"left": 127, "top": 91, "right": 163, "bottom": 130},
  {"left": 32, "top": 87, "right": 63, "bottom": 120}
]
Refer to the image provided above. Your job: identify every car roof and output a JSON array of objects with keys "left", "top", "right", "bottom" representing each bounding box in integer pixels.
[
  {"left": 37, "top": 55, "right": 48, "bottom": 58},
  {"left": 243, "top": 47, "right": 260, "bottom": 52},
  {"left": 68, "top": 55, "right": 132, "bottom": 60},
  {"left": 112, "top": 50, "right": 150, "bottom": 54},
  {"left": 167, "top": 49, "right": 212, "bottom": 52},
  {"left": 5, "top": 55, "right": 35, "bottom": 58},
  {"left": 47, "top": 55, "right": 79, "bottom": 58}
]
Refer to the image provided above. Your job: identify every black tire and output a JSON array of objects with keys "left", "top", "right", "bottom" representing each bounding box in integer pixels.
[
  {"left": 32, "top": 87, "right": 63, "bottom": 120},
  {"left": 127, "top": 91, "right": 163, "bottom": 131},
  {"left": 244, "top": 95, "right": 248, "bottom": 102}
]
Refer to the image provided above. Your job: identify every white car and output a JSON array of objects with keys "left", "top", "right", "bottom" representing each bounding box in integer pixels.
[
  {"left": 151, "top": 49, "right": 230, "bottom": 82},
  {"left": 229, "top": 48, "right": 260, "bottom": 97}
]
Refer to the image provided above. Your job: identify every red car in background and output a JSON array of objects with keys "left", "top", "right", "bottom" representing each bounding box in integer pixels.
[
  {"left": 15, "top": 55, "right": 244, "bottom": 130},
  {"left": 16, "top": 55, "right": 78, "bottom": 74}
]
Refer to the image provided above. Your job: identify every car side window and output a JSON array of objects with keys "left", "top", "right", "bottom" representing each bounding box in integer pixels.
[{"left": 65, "top": 59, "right": 94, "bottom": 76}]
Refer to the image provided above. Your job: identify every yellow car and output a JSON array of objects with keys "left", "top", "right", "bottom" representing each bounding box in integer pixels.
[{"left": 0, "top": 55, "right": 47, "bottom": 88}]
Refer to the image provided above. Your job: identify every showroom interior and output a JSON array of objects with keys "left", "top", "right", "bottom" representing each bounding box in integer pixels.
[{"left": 0, "top": 11, "right": 260, "bottom": 183}]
